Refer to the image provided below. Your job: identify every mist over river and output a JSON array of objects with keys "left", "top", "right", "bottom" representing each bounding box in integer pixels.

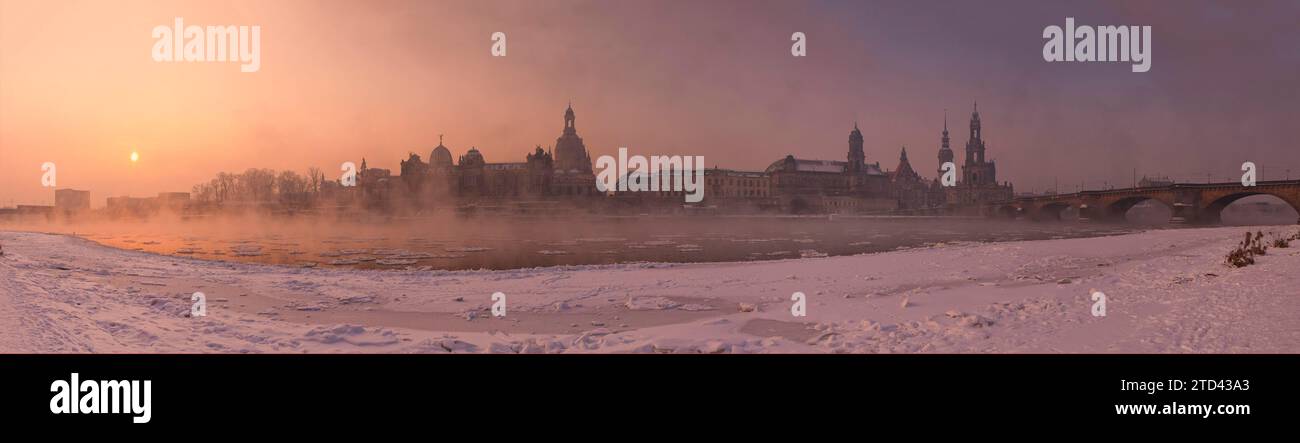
[{"left": 1, "top": 215, "right": 1165, "bottom": 271}]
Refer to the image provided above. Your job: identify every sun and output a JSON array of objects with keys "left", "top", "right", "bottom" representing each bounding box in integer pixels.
[{"left": 130, "top": 151, "right": 139, "bottom": 163}]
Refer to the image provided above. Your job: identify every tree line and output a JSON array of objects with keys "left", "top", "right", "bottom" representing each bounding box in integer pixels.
[{"left": 191, "top": 167, "right": 325, "bottom": 207}]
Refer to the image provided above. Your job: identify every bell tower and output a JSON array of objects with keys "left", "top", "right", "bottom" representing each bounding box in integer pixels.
[
  {"left": 847, "top": 123, "right": 865, "bottom": 172},
  {"left": 962, "top": 102, "right": 997, "bottom": 186},
  {"left": 966, "top": 102, "right": 985, "bottom": 165},
  {"left": 937, "top": 110, "right": 953, "bottom": 178}
]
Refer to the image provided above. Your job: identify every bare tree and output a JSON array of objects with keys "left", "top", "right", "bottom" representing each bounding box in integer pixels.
[
  {"left": 239, "top": 168, "right": 277, "bottom": 202},
  {"left": 307, "top": 166, "right": 323, "bottom": 195},
  {"left": 276, "top": 170, "right": 308, "bottom": 206},
  {"left": 216, "top": 172, "right": 236, "bottom": 202}
]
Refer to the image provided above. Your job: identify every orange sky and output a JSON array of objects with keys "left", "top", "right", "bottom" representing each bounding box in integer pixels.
[{"left": 3, "top": 0, "right": 1298, "bottom": 207}]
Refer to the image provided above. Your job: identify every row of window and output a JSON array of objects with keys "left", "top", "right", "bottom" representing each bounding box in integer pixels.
[{"left": 706, "top": 175, "right": 770, "bottom": 198}]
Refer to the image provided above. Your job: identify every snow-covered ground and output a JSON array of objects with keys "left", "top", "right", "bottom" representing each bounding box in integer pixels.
[{"left": 0, "top": 226, "right": 1297, "bottom": 353}]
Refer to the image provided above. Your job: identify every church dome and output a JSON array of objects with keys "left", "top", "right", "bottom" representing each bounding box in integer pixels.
[{"left": 430, "top": 144, "right": 452, "bottom": 167}]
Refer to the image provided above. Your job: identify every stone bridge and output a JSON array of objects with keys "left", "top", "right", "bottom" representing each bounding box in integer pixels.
[{"left": 985, "top": 180, "right": 1300, "bottom": 224}]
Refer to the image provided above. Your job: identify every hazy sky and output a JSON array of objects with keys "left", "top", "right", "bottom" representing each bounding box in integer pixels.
[{"left": 2, "top": 0, "right": 1298, "bottom": 206}]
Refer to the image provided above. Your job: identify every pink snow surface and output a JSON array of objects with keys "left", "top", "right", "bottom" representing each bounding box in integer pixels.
[{"left": 0, "top": 226, "right": 1296, "bottom": 353}]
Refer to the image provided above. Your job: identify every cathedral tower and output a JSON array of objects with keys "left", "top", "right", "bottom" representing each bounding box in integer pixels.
[
  {"left": 847, "top": 123, "right": 865, "bottom": 173},
  {"left": 937, "top": 111, "right": 953, "bottom": 178},
  {"left": 965, "top": 102, "right": 984, "bottom": 165},
  {"left": 962, "top": 102, "right": 997, "bottom": 186}
]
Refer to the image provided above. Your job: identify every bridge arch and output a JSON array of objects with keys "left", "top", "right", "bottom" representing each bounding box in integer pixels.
[
  {"left": 1104, "top": 195, "right": 1175, "bottom": 223},
  {"left": 1036, "top": 202, "right": 1074, "bottom": 221},
  {"left": 1203, "top": 191, "right": 1300, "bottom": 224},
  {"left": 995, "top": 204, "right": 1019, "bottom": 219}
]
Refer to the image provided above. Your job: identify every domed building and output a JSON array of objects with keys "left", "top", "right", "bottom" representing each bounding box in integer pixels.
[
  {"left": 367, "top": 106, "right": 592, "bottom": 206},
  {"left": 551, "top": 103, "right": 597, "bottom": 196},
  {"left": 554, "top": 103, "right": 593, "bottom": 173},
  {"left": 430, "top": 137, "right": 453, "bottom": 172}
]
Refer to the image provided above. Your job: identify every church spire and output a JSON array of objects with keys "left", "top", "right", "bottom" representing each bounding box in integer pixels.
[
  {"left": 941, "top": 110, "right": 951, "bottom": 148},
  {"left": 937, "top": 111, "right": 954, "bottom": 178}
]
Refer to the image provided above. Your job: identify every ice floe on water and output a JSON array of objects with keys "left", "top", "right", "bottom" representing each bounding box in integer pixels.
[
  {"left": 319, "top": 248, "right": 369, "bottom": 258},
  {"left": 729, "top": 237, "right": 788, "bottom": 243},
  {"left": 799, "top": 250, "right": 828, "bottom": 258},
  {"left": 576, "top": 237, "right": 627, "bottom": 243},
  {"left": 45, "top": 213, "right": 1147, "bottom": 275},
  {"left": 230, "top": 244, "right": 263, "bottom": 256},
  {"left": 371, "top": 249, "right": 437, "bottom": 259}
]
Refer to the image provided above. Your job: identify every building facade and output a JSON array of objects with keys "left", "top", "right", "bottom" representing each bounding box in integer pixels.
[
  {"left": 348, "top": 105, "right": 599, "bottom": 210},
  {"left": 340, "top": 102, "right": 1013, "bottom": 214},
  {"left": 54, "top": 189, "right": 90, "bottom": 215}
]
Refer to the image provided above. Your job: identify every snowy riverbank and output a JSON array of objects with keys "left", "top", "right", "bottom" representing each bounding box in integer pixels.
[{"left": 1, "top": 226, "right": 1296, "bottom": 353}]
